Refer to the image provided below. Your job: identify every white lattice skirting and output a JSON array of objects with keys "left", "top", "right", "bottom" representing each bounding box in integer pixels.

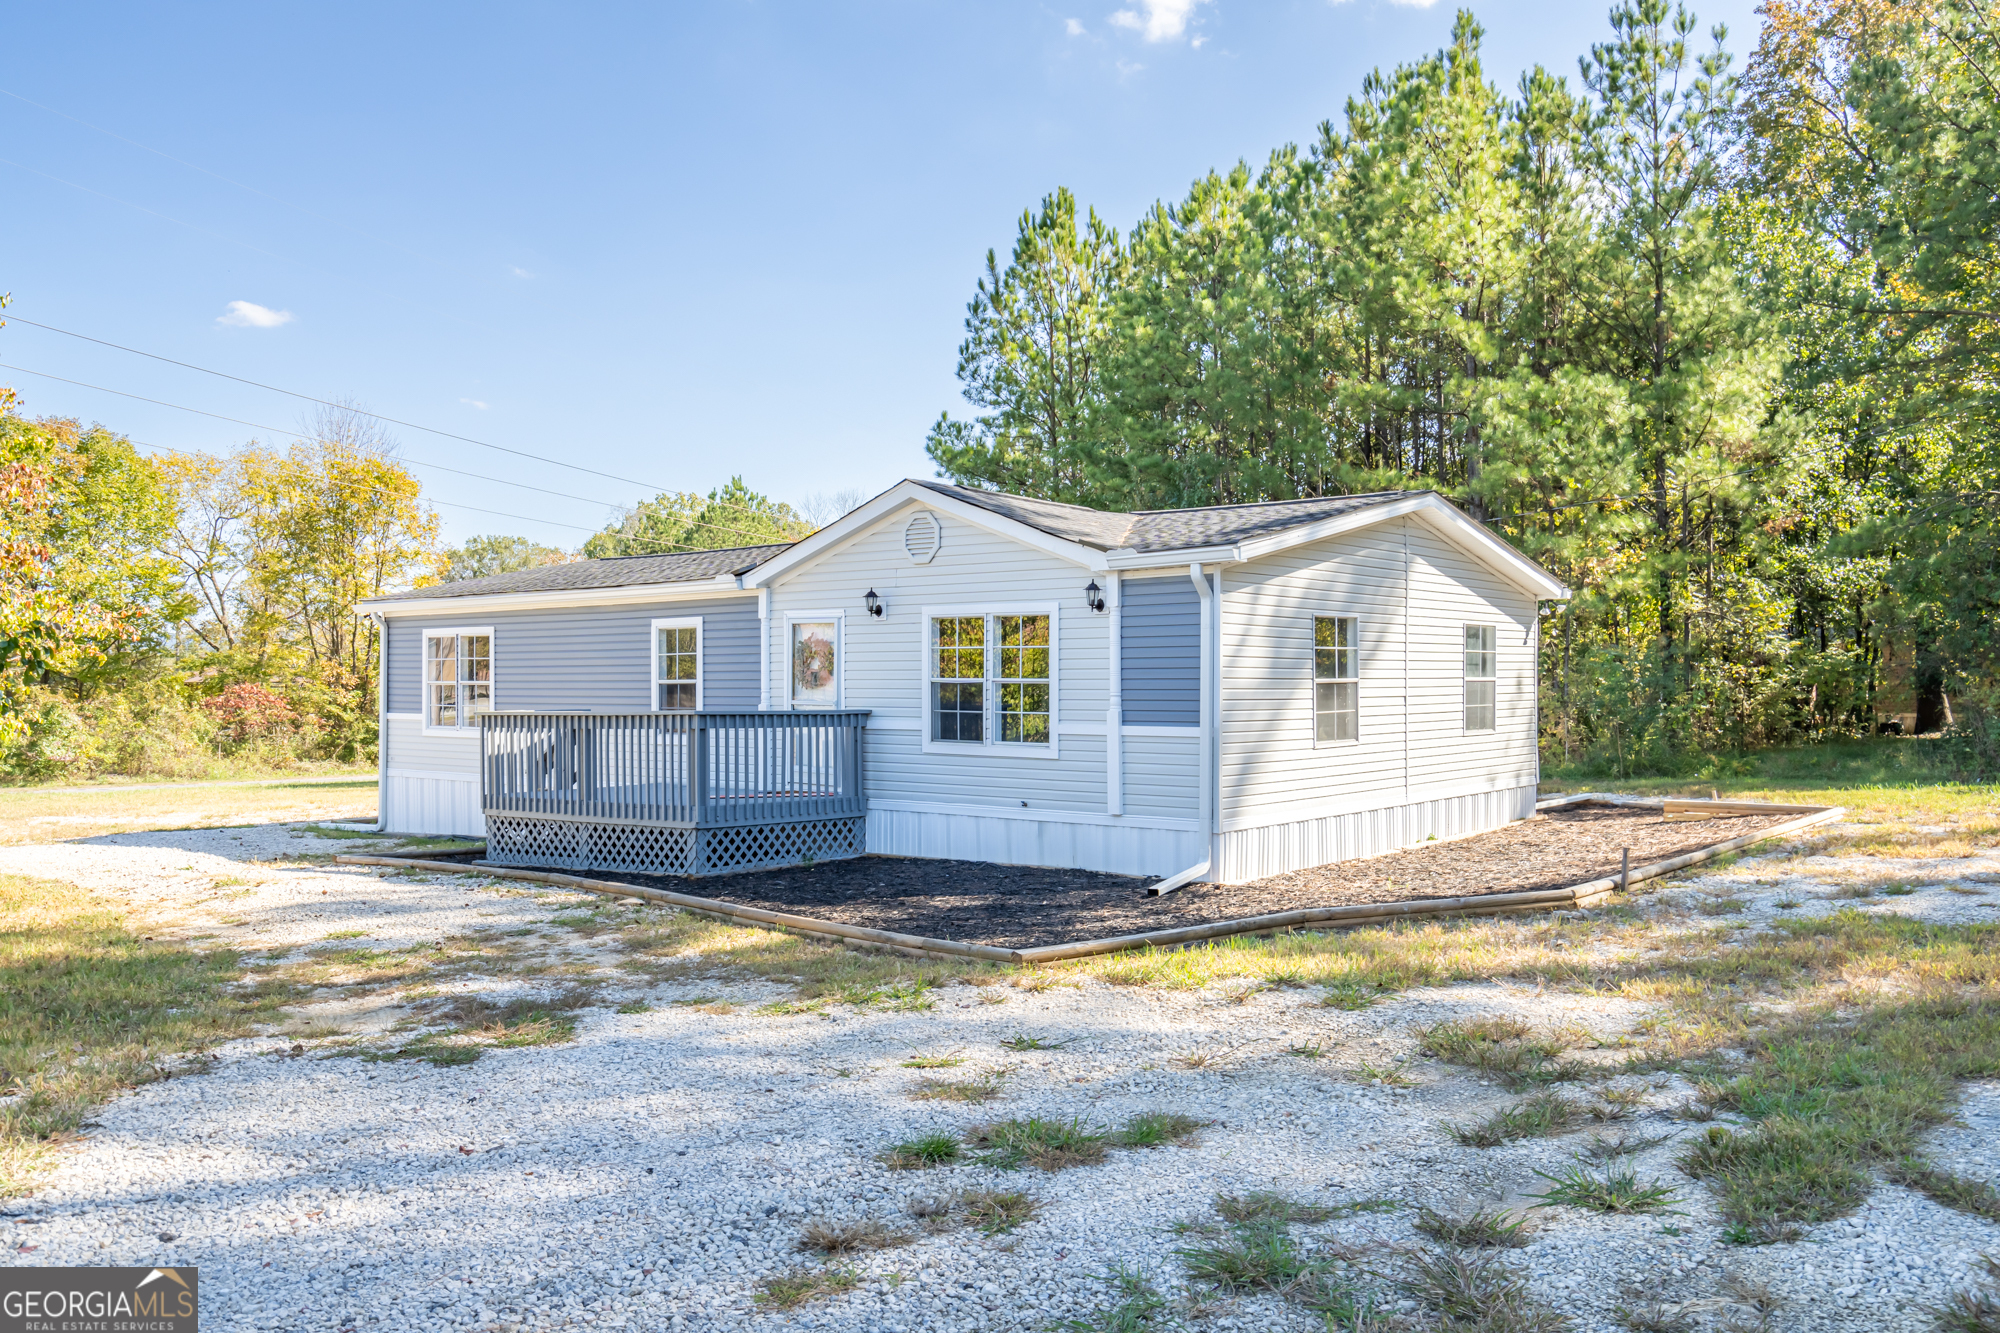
[{"left": 485, "top": 814, "right": 866, "bottom": 877}]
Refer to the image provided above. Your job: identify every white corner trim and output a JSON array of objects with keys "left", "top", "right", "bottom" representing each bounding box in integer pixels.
[
  {"left": 866, "top": 798, "right": 1199, "bottom": 833},
  {"left": 648, "top": 615, "right": 704, "bottom": 711},
  {"left": 1105, "top": 544, "right": 1242, "bottom": 569}
]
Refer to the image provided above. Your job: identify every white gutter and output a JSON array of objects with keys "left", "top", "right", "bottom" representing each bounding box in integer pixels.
[
  {"left": 1150, "top": 563, "right": 1216, "bottom": 896},
  {"left": 1105, "top": 571, "right": 1122, "bottom": 817}
]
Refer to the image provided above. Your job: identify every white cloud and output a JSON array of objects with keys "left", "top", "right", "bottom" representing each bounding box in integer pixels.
[
  {"left": 1107, "top": 0, "right": 1204, "bottom": 41},
  {"left": 1191, "top": 33, "right": 1207, "bottom": 46},
  {"left": 216, "top": 300, "right": 292, "bottom": 329},
  {"left": 509, "top": 265, "right": 534, "bottom": 279},
  {"left": 460, "top": 398, "right": 489, "bottom": 410},
  {"left": 1066, "top": 17, "right": 1085, "bottom": 34}
]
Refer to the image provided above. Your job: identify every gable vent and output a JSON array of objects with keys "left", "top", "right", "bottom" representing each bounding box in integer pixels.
[{"left": 904, "top": 511, "right": 942, "bottom": 564}]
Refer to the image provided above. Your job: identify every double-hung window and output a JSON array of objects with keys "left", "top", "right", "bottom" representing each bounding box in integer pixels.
[
  {"left": 1463, "top": 624, "right": 1497, "bottom": 732},
  {"left": 929, "top": 611, "right": 1053, "bottom": 748},
  {"left": 1313, "top": 615, "right": 1358, "bottom": 743},
  {"left": 424, "top": 629, "right": 492, "bottom": 729},
  {"left": 652, "top": 619, "right": 700, "bottom": 710}
]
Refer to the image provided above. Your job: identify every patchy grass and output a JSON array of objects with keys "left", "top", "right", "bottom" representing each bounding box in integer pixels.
[
  {"left": 882, "top": 1132, "right": 962, "bottom": 1170},
  {"left": 0, "top": 778, "right": 376, "bottom": 845},
  {"left": 1001, "top": 1034, "right": 1069, "bottom": 1051},
  {"left": 615, "top": 999, "right": 651, "bottom": 1014},
  {"left": 798, "top": 1218, "right": 911, "bottom": 1254},
  {"left": 754, "top": 1265, "right": 859, "bottom": 1310},
  {"left": 1677, "top": 992, "right": 2000, "bottom": 1241},
  {"left": 0, "top": 872, "right": 299, "bottom": 1194},
  {"left": 1057, "top": 1263, "right": 1170, "bottom": 1332},
  {"left": 1932, "top": 1257, "right": 2000, "bottom": 1333},
  {"left": 1885, "top": 1158, "right": 2000, "bottom": 1222},
  {"left": 910, "top": 1074, "right": 1007, "bottom": 1103},
  {"left": 1531, "top": 1163, "right": 1681, "bottom": 1215},
  {"left": 1401, "top": 1247, "right": 1570, "bottom": 1333},
  {"left": 1414, "top": 1206, "right": 1533, "bottom": 1248},
  {"left": 1448, "top": 1091, "right": 1583, "bottom": 1147},
  {"left": 959, "top": 1189, "right": 1042, "bottom": 1235},
  {"left": 900, "top": 1051, "right": 966, "bottom": 1069},
  {"left": 1421, "top": 1016, "right": 1583, "bottom": 1089},
  {"left": 1215, "top": 1191, "right": 1338, "bottom": 1225},
  {"left": 968, "top": 1116, "right": 1110, "bottom": 1171},
  {"left": 1114, "top": 1111, "right": 1205, "bottom": 1149}
]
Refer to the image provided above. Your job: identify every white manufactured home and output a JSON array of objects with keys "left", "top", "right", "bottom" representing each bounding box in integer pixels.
[{"left": 361, "top": 480, "right": 1568, "bottom": 885}]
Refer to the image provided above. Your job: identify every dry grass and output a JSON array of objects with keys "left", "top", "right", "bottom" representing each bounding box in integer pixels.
[
  {"left": 910, "top": 1073, "right": 1007, "bottom": 1103},
  {"left": 0, "top": 778, "right": 376, "bottom": 845},
  {"left": 754, "top": 1265, "right": 859, "bottom": 1310},
  {"left": 797, "top": 1217, "right": 912, "bottom": 1254},
  {"left": 0, "top": 872, "right": 298, "bottom": 1194}
]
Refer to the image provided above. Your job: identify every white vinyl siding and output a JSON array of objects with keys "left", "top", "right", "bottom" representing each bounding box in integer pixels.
[
  {"left": 1220, "top": 516, "right": 1539, "bottom": 833},
  {"left": 763, "top": 511, "right": 1109, "bottom": 815}
]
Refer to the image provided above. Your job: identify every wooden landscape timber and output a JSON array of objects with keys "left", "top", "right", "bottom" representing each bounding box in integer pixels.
[{"left": 337, "top": 797, "right": 1843, "bottom": 965}]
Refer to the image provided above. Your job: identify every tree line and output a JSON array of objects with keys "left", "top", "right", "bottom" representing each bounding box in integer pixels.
[{"left": 925, "top": 0, "right": 1999, "bottom": 776}]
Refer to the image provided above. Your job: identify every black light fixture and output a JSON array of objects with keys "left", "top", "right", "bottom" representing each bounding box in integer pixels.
[
  {"left": 1084, "top": 579, "right": 1106, "bottom": 613},
  {"left": 864, "top": 589, "right": 884, "bottom": 618}
]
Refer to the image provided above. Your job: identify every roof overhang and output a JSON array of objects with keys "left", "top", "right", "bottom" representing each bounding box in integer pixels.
[
  {"left": 359, "top": 573, "right": 751, "bottom": 617},
  {"left": 742, "top": 480, "right": 1111, "bottom": 587}
]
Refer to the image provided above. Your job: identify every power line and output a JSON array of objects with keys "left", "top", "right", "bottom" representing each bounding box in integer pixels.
[
  {"left": 0, "top": 359, "right": 783, "bottom": 552},
  {"left": 3, "top": 314, "right": 802, "bottom": 543}
]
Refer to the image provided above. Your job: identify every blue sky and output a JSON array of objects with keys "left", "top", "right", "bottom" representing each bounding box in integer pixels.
[{"left": 2, "top": 0, "right": 1759, "bottom": 548}]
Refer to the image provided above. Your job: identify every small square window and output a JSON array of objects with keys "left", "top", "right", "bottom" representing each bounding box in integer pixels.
[{"left": 426, "top": 632, "right": 492, "bottom": 728}]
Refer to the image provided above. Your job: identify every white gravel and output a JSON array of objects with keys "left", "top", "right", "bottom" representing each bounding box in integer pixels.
[{"left": 1, "top": 821, "right": 1995, "bottom": 1332}]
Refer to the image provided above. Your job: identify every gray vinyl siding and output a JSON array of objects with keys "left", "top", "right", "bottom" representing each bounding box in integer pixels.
[
  {"left": 1219, "top": 516, "right": 1539, "bottom": 830},
  {"left": 1120, "top": 576, "right": 1200, "bottom": 727},
  {"left": 380, "top": 714, "right": 479, "bottom": 774},
  {"left": 380, "top": 596, "right": 760, "bottom": 716},
  {"left": 1121, "top": 732, "right": 1201, "bottom": 818}
]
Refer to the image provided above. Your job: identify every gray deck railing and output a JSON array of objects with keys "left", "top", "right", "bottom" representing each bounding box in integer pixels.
[{"left": 480, "top": 710, "right": 870, "bottom": 829}]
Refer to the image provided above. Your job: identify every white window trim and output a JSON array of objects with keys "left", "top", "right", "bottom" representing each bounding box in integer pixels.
[
  {"left": 1463, "top": 622, "right": 1498, "bottom": 734},
  {"left": 1310, "top": 612, "right": 1362, "bottom": 749},
  {"left": 784, "top": 610, "right": 845, "bottom": 710},
  {"left": 649, "top": 616, "right": 704, "bottom": 712},
  {"left": 420, "top": 625, "right": 495, "bottom": 736},
  {"left": 918, "top": 602, "right": 1061, "bottom": 760}
]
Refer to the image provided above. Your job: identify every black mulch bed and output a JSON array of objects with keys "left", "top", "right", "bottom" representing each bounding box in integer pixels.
[{"left": 508, "top": 801, "right": 1803, "bottom": 952}]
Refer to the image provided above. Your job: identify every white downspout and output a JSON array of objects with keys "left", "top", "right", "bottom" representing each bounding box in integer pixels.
[
  {"left": 1106, "top": 570, "right": 1123, "bottom": 817},
  {"left": 1151, "top": 563, "right": 1215, "bottom": 896},
  {"left": 372, "top": 612, "right": 388, "bottom": 834}
]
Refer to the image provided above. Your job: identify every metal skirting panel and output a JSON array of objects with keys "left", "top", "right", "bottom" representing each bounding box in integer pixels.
[
  {"left": 384, "top": 774, "right": 483, "bottom": 838},
  {"left": 485, "top": 814, "right": 866, "bottom": 877},
  {"left": 1215, "top": 783, "right": 1537, "bottom": 883},
  {"left": 865, "top": 808, "right": 1206, "bottom": 879}
]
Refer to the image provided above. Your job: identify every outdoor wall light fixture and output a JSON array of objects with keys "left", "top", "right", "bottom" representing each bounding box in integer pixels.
[
  {"left": 1084, "top": 580, "right": 1106, "bottom": 613},
  {"left": 864, "top": 589, "right": 884, "bottom": 618}
]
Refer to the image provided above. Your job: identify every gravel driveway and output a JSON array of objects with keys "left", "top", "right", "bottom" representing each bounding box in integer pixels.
[{"left": 0, "top": 820, "right": 1996, "bottom": 1333}]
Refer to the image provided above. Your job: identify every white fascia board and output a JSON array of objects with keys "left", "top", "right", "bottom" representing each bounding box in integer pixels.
[
  {"left": 362, "top": 574, "right": 750, "bottom": 617},
  {"left": 743, "top": 480, "right": 1109, "bottom": 587},
  {"left": 1103, "top": 545, "right": 1241, "bottom": 570},
  {"left": 1229, "top": 494, "right": 1570, "bottom": 601}
]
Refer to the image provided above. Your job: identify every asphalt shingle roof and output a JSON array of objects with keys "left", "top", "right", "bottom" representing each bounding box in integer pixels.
[
  {"left": 366, "top": 483, "right": 1438, "bottom": 603},
  {"left": 361, "top": 543, "right": 791, "bottom": 603},
  {"left": 910, "top": 480, "right": 1424, "bottom": 552}
]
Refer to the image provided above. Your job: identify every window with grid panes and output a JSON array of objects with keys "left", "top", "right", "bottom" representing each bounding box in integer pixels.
[
  {"left": 425, "top": 632, "right": 491, "bottom": 728},
  {"left": 930, "top": 615, "right": 985, "bottom": 742},
  {"left": 656, "top": 625, "right": 698, "bottom": 709},
  {"left": 996, "top": 614, "right": 1051, "bottom": 743},
  {"left": 1463, "top": 624, "right": 1496, "bottom": 731},
  {"left": 1313, "top": 615, "right": 1358, "bottom": 742}
]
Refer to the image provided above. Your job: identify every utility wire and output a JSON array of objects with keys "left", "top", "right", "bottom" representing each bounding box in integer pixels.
[
  {"left": 3, "top": 314, "right": 802, "bottom": 541},
  {"left": 0, "top": 358, "right": 785, "bottom": 551}
]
